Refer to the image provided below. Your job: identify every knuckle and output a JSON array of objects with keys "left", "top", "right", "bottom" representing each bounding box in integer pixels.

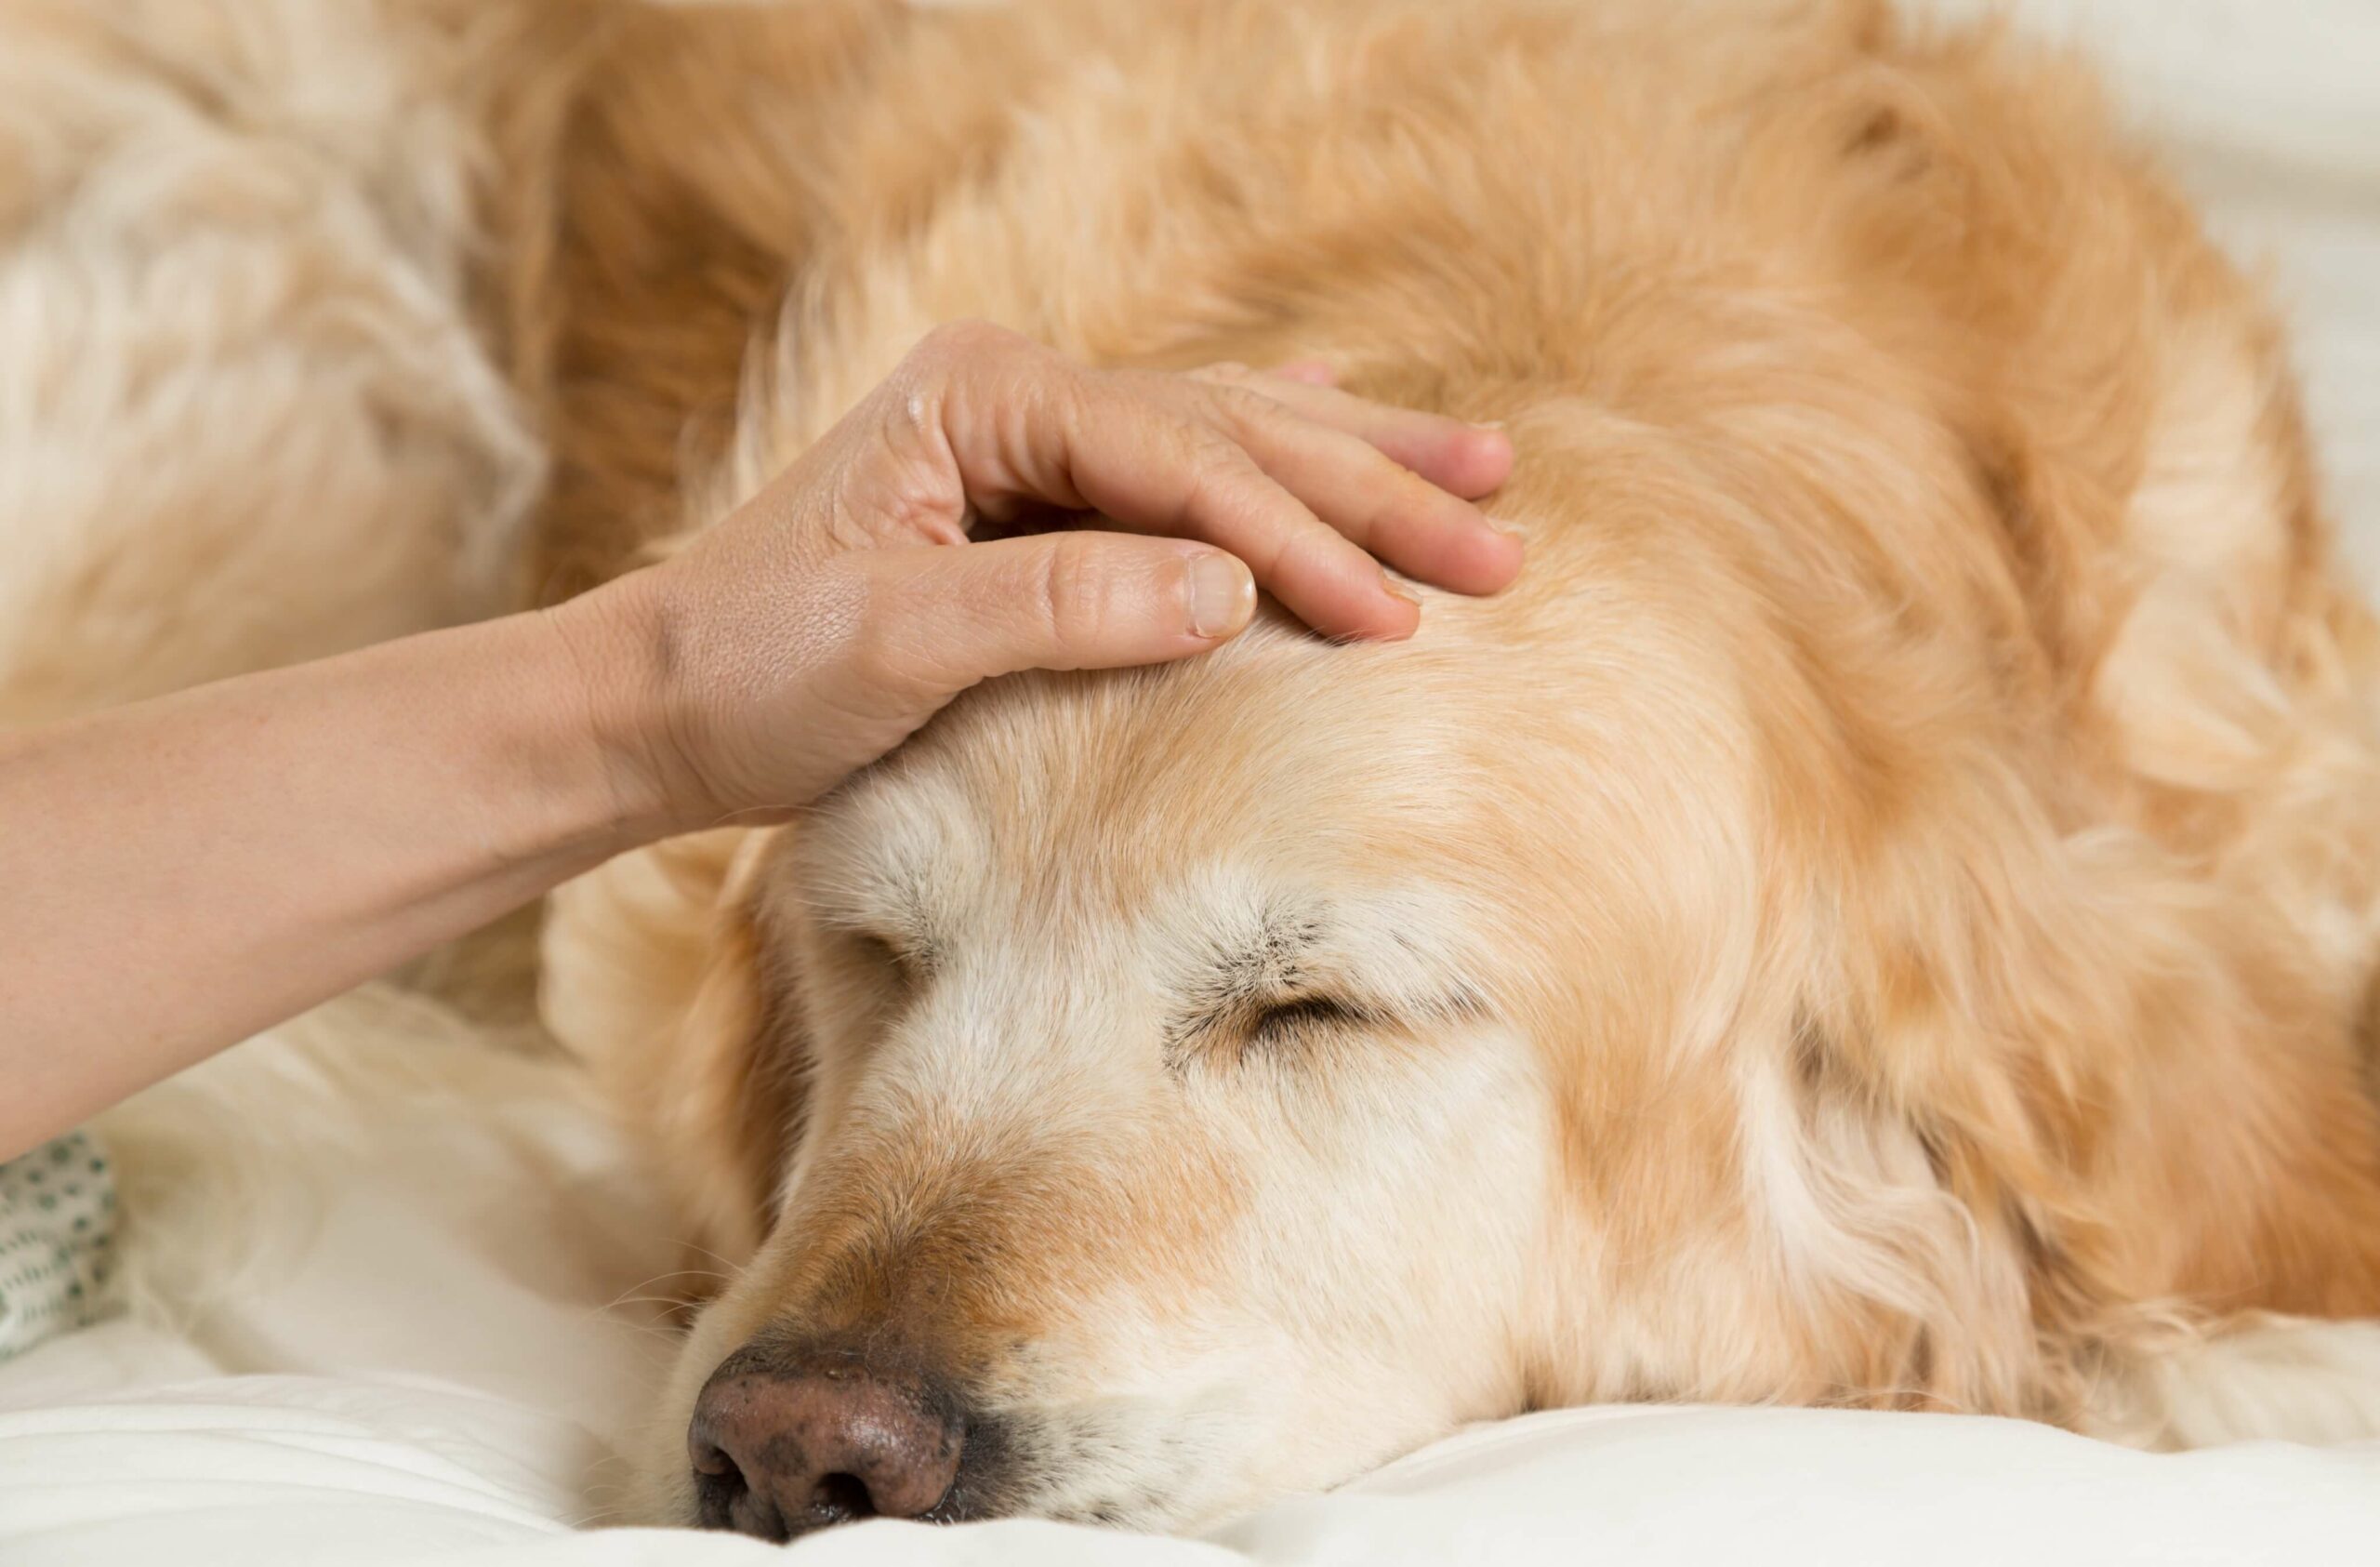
[
  {"left": 1039, "top": 534, "right": 1113, "bottom": 651},
  {"left": 1200, "top": 378, "right": 1293, "bottom": 443},
  {"left": 915, "top": 317, "right": 1023, "bottom": 370},
  {"left": 1201, "top": 378, "right": 1268, "bottom": 418},
  {"left": 1175, "top": 432, "right": 1256, "bottom": 522},
  {"left": 916, "top": 319, "right": 1073, "bottom": 454},
  {"left": 845, "top": 572, "right": 933, "bottom": 696}
]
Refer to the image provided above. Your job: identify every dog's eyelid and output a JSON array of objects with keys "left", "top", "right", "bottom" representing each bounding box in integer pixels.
[
  {"left": 1250, "top": 993, "right": 1371, "bottom": 1033},
  {"left": 1243, "top": 982, "right": 1495, "bottom": 1040},
  {"left": 840, "top": 924, "right": 932, "bottom": 981}
]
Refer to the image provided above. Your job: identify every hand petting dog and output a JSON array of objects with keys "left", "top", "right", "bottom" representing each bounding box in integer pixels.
[
  {"left": 563, "top": 320, "right": 1518, "bottom": 833},
  {"left": 0, "top": 325, "right": 1514, "bottom": 1159}
]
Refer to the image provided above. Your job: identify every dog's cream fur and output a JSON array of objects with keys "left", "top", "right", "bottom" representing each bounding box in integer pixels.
[
  {"left": 0, "top": 0, "right": 562, "bottom": 725},
  {"left": 10, "top": 0, "right": 2380, "bottom": 1537}
]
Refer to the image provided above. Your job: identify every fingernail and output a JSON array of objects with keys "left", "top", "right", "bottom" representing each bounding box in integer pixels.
[
  {"left": 1380, "top": 568, "right": 1421, "bottom": 607},
  {"left": 1186, "top": 551, "right": 1256, "bottom": 639},
  {"left": 1472, "top": 418, "right": 1507, "bottom": 432},
  {"left": 1488, "top": 519, "right": 1527, "bottom": 541}
]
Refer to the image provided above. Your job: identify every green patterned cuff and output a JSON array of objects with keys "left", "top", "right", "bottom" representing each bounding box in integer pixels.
[{"left": 0, "top": 1129, "right": 119, "bottom": 1361}]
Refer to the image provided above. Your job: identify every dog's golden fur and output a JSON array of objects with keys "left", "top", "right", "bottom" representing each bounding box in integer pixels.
[
  {"left": 518, "top": 0, "right": 2380, "bottom": 1525},
  {"left": 516, "top": 0, "right": 2380, "bottom": 1525},
  {"left": 9, "top": 0, "right": 2380, "bottom": 1534}
]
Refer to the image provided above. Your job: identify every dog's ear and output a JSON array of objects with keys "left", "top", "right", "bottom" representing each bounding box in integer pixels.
[
  {"left": 1785, "top": 780, "right": 2380, "bottom": 1423},
  {"left": 543, "top": 829, "right": 804, "bottom": 1273},
  {"left": 1749, "top": 14, "right": 2380, "bottom": 1414}
]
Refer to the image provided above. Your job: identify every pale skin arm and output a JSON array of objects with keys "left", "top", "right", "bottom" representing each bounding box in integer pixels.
[{"left": 0, "top": 324, "right": 1516, "bottom": 1160}]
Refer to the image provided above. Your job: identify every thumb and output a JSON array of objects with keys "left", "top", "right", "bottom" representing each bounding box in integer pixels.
[{"left": 855, "top": 532, "right": 1259, "bottom": 697}]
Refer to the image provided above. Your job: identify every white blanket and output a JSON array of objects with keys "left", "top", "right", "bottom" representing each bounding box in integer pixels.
[{"left": 6, "top": 2, "right": 2380, "bottom": 1562}]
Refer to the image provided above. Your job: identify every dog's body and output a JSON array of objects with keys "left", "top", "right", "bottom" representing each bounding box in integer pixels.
[
  {"left": 527, "top": 0, "right": 2380, "bottom": 1532},
  {"left": 9, "top": 0, "right": 2380, "bottom": 1542}
]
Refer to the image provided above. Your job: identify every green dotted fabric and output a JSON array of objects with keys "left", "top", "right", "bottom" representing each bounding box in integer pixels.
[{"left": 0, "top": 1129, "right": 117, "bottom": 1361}]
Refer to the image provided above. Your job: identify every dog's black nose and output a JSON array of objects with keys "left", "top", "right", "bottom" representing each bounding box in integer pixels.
[{"left": 688, "top": 1347, "right": 964, "bottom": 1541}]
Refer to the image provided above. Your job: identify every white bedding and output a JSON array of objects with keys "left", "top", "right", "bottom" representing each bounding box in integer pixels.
[{"left": 7, "top": 2, "right": 2380, "bottom": 1562}]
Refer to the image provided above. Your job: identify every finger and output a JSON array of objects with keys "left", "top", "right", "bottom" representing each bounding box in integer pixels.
[
  {"left": 1197, "top": 384, "right": 1523, "bottom": 598},
  {"left": 887, "top": 330, "right": 1408, "bottom": 638},
  {"left": 1192, "top": 363, "right": 1514, "bottom": 501},
  {"left": 1051, "top": 382, "right": 1423, "bottom": 641},
  {"left": 1268, "top": 360, "right": 1339, "bottom": 387},
  {"left": 853, "top": 534, "right": 1259, "bottom": 698}
]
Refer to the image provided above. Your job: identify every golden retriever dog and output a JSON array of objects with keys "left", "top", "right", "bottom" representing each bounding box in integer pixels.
[
  {"left": 519, "top": 0, "right": 2380, "bottom": 1539},
  {"left": 10, "top": 0, "right": 2380, "bottom": 1547}
]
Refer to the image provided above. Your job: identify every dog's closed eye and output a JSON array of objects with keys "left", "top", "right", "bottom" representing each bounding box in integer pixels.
[
  {"left": 1247, "top": 995, "right": 1371, "bottom": 1042},
  {"left": 1165, "top": 991, "right": 1375, "bottom": 1069},
  {"left": 844, "top": 928, "right": 931, "bottom": 989}
]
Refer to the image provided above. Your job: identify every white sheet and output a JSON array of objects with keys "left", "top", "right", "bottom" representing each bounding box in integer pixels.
[{"left": 7, "top": 2, "right": 2380, "bottom": 1563}]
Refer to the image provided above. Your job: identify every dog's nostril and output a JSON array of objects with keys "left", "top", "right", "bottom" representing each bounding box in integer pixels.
[
  {"left": 687, "top": 1429, "right": 768, "bottom": 1536},
  {"left": 811, "top": 1470, "right": 877, "bottom": 1523},
  {"left": 688, "top": 1433, "right": 737, "bottom": 1481}
]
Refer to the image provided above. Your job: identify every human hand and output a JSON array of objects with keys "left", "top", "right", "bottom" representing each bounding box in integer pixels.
[{"left": 559, "top": 321, "right": 1518, "bottom": 834}]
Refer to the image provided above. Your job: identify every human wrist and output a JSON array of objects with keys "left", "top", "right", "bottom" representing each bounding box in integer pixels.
[{"left": 536, "top": 569, "right": 703, "bottom": 850}]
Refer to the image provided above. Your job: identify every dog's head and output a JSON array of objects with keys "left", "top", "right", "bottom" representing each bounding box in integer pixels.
[
  {"left": 673, "top": 617, "right": 1573, "bottom": 1533},
  {"left": 550, "top": 418, "right": 1824, "bottom": 1534},
  {"left": 548, "top": 396, "right": 2380, "bottom": 1538}
]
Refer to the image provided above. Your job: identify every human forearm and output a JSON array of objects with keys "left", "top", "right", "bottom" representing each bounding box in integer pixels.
[{"left": 0, "top": 604, "right": 648, "bottom": 1158}]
